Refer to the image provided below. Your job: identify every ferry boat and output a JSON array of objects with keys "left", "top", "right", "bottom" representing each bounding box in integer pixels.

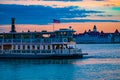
[{"left": 0, "top": 18, "right": 88, "bottom": 59}]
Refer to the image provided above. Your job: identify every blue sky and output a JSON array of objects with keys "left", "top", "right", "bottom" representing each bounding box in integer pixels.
[
  {"left": 0, "top": 4, "right": 111, "bottom": 25},
  {"left": 0, "top": 0, "right": 120, "bottom": 25}
]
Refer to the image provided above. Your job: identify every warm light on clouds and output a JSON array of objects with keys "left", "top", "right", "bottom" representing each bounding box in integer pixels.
[
  {"left": 0, "top": 0, "right": 120, "bottom": 32},
  {"left": 0, "top": 0, "right": 120, "bottom": 8}
]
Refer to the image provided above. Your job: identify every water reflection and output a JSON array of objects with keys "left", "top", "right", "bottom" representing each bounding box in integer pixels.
[
  {"left": 0, "top": 59, "right": 78, "bottom": 80},
  {"left": 0, "top": 59, "right": 78, "bottom": 65},
  {"left": 0, "top": 44, "right": 120, "bottom": 80},
  {"left": 73, "top": 58, "right": 120, "bottom": 65}
]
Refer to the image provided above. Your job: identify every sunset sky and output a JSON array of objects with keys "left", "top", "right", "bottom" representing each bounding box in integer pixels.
[{"left": 0, "top": 0, "right": 120, "bottom": 33}]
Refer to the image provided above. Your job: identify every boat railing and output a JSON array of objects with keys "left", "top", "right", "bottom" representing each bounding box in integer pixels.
[
  {"left": 22, "top": 39, "right": 31, "bottom": 43},
  {"left": 0, "top": 39, "right": 3, "bottom": 43},
  {"left": 13, "top": 39, "right": 21, "bottom": 43},
  {"left": 0, "top": 48, "right": 81, "bottom": 55},
  {"left": 0, "top": 50, "right": 12, "bottom": 54},
  {"left": 4, "top": 39, "right": 12, "bottom": 43},
  {"left": 0, "top": 38, "right": 68, "bottom": 44}
]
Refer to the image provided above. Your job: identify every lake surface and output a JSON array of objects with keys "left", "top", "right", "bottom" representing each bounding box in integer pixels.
[{"left": 0, "top": 44, "right": 120, "bottom": 80}]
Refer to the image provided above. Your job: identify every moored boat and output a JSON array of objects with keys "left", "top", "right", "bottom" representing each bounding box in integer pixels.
[{"left": 0, "top": 18, "right": 88, "bottom": 59}]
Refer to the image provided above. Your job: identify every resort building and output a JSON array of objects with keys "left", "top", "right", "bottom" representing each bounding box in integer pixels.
[{"left": 74, "top": 25, "right": 120, "bottom": 43}]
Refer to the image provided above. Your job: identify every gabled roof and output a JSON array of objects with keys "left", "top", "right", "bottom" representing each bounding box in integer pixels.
[{"left": 114, "top": 29, "right": 119, "bottom": 34}]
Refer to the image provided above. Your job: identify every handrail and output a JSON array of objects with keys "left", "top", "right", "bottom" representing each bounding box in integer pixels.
[
  {"left": 0, "top": 38, "right": 69, "bottom": 43},
  {"left": 0, "top": 48, "right": 80, "bottom": 55}
]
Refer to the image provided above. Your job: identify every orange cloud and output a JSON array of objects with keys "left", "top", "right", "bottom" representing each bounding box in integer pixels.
[{"left": 0, "top": 0, "right": 120, "bottom": 8}]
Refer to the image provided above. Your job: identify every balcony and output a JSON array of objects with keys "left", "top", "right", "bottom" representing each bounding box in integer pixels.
[
  {"left": 0, "top": 38, "right": 69, "bottom": 44},
  {"left": 4, "top": 39, "right": 12, "bottom": 43}
]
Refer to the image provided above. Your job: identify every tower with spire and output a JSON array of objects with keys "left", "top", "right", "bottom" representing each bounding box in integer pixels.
[{"left": 93, "top": 25, "right": 97, "bottom": 32}]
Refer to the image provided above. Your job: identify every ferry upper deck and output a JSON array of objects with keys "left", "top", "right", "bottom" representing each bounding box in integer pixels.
[{"left": 0, "top": 18, "right": 77, "bottom": 55}]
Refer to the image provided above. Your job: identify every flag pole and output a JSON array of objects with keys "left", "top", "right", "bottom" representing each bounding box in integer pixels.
[
  {"left": 53, "top": 19, "right": 60, "bottom": 32},
  {"left": 53, "top": 23, "right": 54, "bottom": 32}
]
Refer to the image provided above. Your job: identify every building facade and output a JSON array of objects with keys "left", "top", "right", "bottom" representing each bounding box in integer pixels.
[{"left": 74, "top": 25, "right": 120, "bottom": 44}]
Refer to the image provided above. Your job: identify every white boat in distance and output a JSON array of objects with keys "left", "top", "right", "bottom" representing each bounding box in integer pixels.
[{"left": 0, "top": 18, "right": 88, "bottom": 59}]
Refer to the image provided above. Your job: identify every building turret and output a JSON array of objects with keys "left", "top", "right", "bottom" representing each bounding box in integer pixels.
[
  {"left": 93, "top": 25, "right": 97, "bottom": 32},
  {"left": 88, "top": 29, "right": 91, "bottom": 33},
  {"left": 101, "top": 31, "right": 104, "bottom": 34},
  {"left": 84, "top": 30, "right": 87, "bottom": 34},
  {"left": 10, "top": 18, "right": 16, "bottom": 32},
  {"left": 114, "top": 29, "right": 119, "bottom": 34}
]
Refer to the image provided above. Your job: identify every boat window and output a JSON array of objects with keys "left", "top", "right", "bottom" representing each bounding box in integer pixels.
[
  {"left": 32, "top": 45, "right": 35, "bottom": 50},
  {"left": 4, "top": 34, "right": 12, "bottom": 39},
  {"left": 60, "top": 32, "right": 62, "bottom": 36},
  {"left": 48, "top": 45, "right": 50, "bottom": 50},
  {"left": 28, "top": 45, "right": 30, "bottom": 50},
  {"left": 3, "top": 45, "right": 12, "bottom": 50},
  {"left": 0, "top": 35, "right": 3, "bottom": 39},
  {"left": 34, "top": 34, "right": 41, "bottom": 38},
  {"left": 13, "top": 45, "right": 16, "bottom": 50},
  {"left": 42, "top": 34, "right": 50, "bottom": 38},
  {"left": 64, "top": 32, "right": 67, "bottom": 35},
  {"left": 22, "top": 34, "right": 30, "bottom": 39},
  {"left": 0, "top": 46, "right": 1, "bottom": 50},
  {"left": 64, "top": 44, "right": 68, "bottom": 48},
  {"left": 43, "top": 45, "right": 45, "bottom": 50},
  {"left": 52, "top": 45, "right": 55, "bottom": 49},
  {"left": 37, "top": 46, "right": 40, "bottom": 50},
  {"left": 18, "top": 45, "right": 20, "bottom": 50},
  {"left": 13, "top": 34, "right": 21, "bottom": 39},
  {"left": 23, "top": 45, "right": 25, "bottom": 50}
]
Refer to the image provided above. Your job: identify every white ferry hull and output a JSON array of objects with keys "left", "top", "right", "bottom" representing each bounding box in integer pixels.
[{"left": 0, "top": 53, "right": 87, "bottom": 59}]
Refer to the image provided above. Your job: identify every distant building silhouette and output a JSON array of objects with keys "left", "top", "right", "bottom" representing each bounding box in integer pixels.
[
  {"left": 93, "top": 25, "right": 97, "bottom": 32},
  {"left": 112, "top": 29, "right": 120, "bottom": 43},
  {"left": 74, "top": 25, "right": 120, "bottom": 43}
]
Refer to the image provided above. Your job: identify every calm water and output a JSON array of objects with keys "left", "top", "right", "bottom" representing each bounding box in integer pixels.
[{"left": 0, "top": 44, "right": 120, "bottom": 80}]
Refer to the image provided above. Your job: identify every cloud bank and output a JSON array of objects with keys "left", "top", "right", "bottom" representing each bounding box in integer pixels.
[{"left": 0, "top": 4, "right": 119, "bottom": 25}]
